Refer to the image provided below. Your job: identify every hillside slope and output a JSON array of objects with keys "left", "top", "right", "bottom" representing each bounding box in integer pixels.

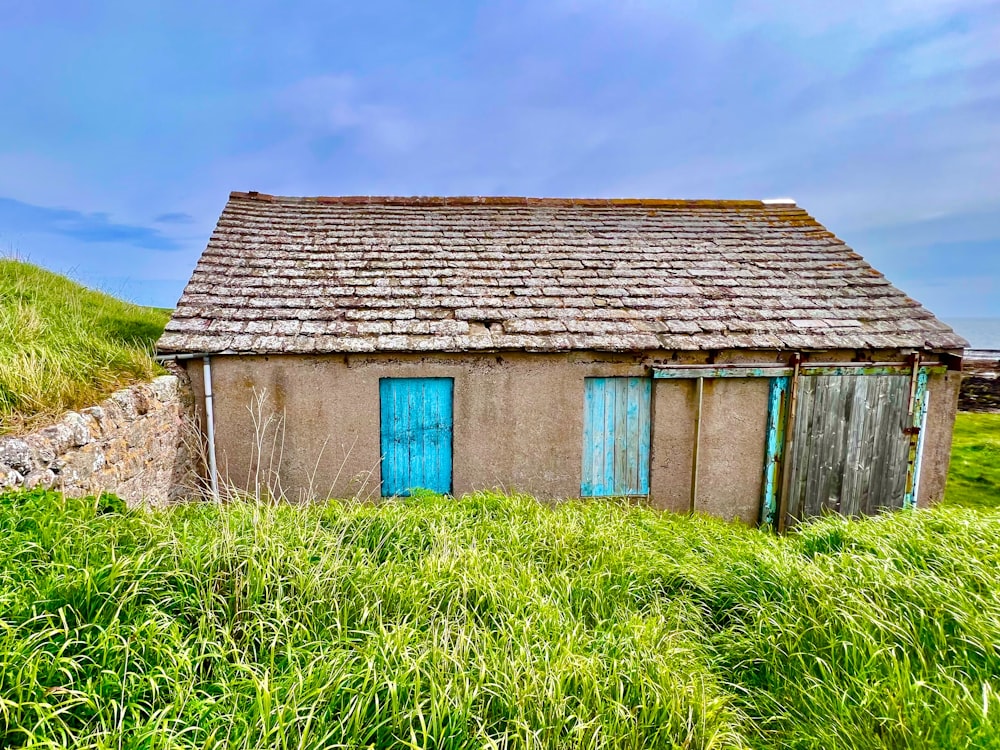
[{"left": 0, "top": 260, "right": 170, "bottom": 433}]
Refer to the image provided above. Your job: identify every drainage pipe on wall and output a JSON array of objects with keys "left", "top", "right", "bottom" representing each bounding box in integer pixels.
[
  {"left": 202, "top": 356, "right": 220, "bottom": 502},
  {"left": 154, "top": 351, "right": 222, "bottom": 502},
  {"left": 911, "top": 391, "right": 930, "bottom": 506}
]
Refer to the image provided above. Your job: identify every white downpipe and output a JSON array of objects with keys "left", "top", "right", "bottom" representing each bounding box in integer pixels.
[
  {"left": 203, "top": 356, "right": 220, "bottom": 502},
  {"left": 912, "top": 391, "right": 930, "bottom": 507}
]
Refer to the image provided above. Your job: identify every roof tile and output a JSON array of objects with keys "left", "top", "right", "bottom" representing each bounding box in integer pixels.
[{"left": 158, "top": 194, "right": 967, "bottom": 354}]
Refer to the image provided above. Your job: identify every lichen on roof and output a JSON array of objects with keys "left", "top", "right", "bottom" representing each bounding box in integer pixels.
[{"left": 157, "top": 193, "right": 967, "bottom": 355}]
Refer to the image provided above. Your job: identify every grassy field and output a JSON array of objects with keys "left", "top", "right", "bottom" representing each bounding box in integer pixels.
[
  {"left": 1, "top": 488, "right": 999, "bottom": 749},
  {"left": 0, "top": 260, "right": 170, "bottom": 433},
  {"left": 2, "top": 261, "right": 999, "bottom": 747},
  {"left": 944, "top": 411, "right": 1000, "bottom": 509}
]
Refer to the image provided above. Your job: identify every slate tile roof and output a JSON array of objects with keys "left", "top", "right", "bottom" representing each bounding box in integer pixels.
[{"left": 157, "top": 193, "right": 967, "bottom": 355}]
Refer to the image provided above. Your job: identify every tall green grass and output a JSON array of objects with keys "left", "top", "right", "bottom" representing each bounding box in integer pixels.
[
  {"left": 0, "top": 259, "right": 170, "bottom": 433},
  {"left": 1, "top": 489, "right": 998, "bottom": 749},
  {"left": 944, "top": 411, "right": 1000, "bottom": 510}
]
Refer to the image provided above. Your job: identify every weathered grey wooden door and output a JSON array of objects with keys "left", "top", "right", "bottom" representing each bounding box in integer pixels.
[{"left": 785, "top": 374, "right": 911, "bottom": 521}]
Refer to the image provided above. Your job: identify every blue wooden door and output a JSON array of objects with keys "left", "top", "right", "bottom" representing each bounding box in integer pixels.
[
  {"left": 379, "top": 378, "right": 454, "bottom": 496},
  {"left": 581, "top": 377, "right": 651, "bottom": 496}
]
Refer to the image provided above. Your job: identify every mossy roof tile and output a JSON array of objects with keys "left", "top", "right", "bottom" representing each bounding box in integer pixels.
[{"left": 157, "top": 193, "right": 967, "bottom": 354}]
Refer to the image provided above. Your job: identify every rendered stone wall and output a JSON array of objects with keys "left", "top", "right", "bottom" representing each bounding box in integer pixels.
[
  {"left": 185, "top": 349, "right": 959, "bottom": 520},
  {"left": 0, "top": 374, "right": 199, "bottom": 505}
]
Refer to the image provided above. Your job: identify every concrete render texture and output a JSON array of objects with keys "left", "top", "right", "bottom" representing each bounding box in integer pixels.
[{"left": 184, "top": 350, "right": 960, "bottom": 524}]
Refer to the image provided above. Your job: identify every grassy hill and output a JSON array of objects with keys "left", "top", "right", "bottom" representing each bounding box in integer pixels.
[
  {"left": 0, "top": 489, "right": 998, "bottom": 749},
  {"left": 0, "top": 260, "right": 170, "bottom": 433}
]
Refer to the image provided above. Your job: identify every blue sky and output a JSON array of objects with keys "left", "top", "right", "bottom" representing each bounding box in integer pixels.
[{"left": 1, "top": 1, "right": 997, "bottom": 324}]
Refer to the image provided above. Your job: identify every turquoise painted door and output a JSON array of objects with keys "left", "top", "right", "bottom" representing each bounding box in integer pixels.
[
  {"left": 581, "top": 377, "right": 651, "bottom": 496},
  {"left": 379, "top": 378, "right": 454, "bottom": 496}
]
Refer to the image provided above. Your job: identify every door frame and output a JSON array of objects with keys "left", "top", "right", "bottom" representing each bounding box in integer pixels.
[
  {"left": 653, "top": 362, "right": 940, "bottom": 530},
  {"left": 655, "top": 365, "right": 791, "bottom": 517}
]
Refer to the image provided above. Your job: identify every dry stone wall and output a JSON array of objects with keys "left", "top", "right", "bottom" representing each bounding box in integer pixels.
[
  {"left": 960, "top": 355, "right": 1000, "bottom": 412},
  {"left": 0, "top": 373, "right": 200, "bottom": 505}
]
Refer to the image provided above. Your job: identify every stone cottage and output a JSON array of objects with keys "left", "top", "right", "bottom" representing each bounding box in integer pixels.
[{"left": 157, "top": 193, "right": 967, "bottom": 528}]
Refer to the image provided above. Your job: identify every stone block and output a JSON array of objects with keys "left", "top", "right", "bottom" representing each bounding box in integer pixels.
[
  {"left": 53, "top": 446, "right": 107, "bottom": 487},
  {"left": 24, "top": 469, "right": 56, "bottom": 490},
  {"left": 0, "top": 437, "right": 32, "bottom": 474},
  {"left": 100, "top": 401, "right": 127, "bottom": 432},
  {"left": 149, "top": 376, "right": 179, "bottom": 404},
  {"left": 103, "top": 439, "right": 128, "bottom": 468},
  {"left": 24, "top": 434, "right": 56, "bottom": 468},
  {"left": 36, "top": 422, "right": 75, "bottom": 456},
  {"left": 110, "top": 390, "right": 140, "bottom": 420},
  {"left": 62, "top": 412, "right": 93, "bottom": 447},
  {"left": 0, "top": 464, "right": 22, "bottom": 489},
  {"left": 79, "top": 406, "right": 106, "bottom": 437}
]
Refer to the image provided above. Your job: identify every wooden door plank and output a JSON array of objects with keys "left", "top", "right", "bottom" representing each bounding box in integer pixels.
[
  {"left": 760, "top": 376, "right": 790, "bottom": 526},
  {"left": 905, "top": 368, "right": 932, "bottom": 508},
  {"left": 785, "top": 375, "right": 811, "bottom": 521},
  {"left": 635, "top": 378, "right": 652, "bottom": 495},
  {"left": 882, "top": 376, "right": 910, "bottom": 511},
  {"left": 786, "top": 374, "right": 912, "bottom": 523},
  {"left": 613, "top": 378, "right": 624, "bottom": 493},
  {"left": 581, "top": 379, "right": 599, "bottom": 496}
]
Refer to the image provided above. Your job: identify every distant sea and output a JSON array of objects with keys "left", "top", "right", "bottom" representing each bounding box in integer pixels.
[{"left": 945, "top": 318, "right": 1000, "bottom": 350}]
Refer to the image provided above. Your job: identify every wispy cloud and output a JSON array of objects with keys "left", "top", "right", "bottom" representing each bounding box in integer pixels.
[
  {"left": 0, "top": 197, "right": 181, "bottom": 250},
  {"left": 153, "top": 212, "right": 195, "bottom": 225},
  {"left": 272, "top": 73, "right": 419, "bottom": 153},
  {"left": 0, "top": 2, "right": 995, "bottom": 312}
]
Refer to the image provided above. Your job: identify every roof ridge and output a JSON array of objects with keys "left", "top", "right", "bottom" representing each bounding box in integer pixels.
[{"left": 228, "top": 192, "right": 785, "bottom": 209}]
